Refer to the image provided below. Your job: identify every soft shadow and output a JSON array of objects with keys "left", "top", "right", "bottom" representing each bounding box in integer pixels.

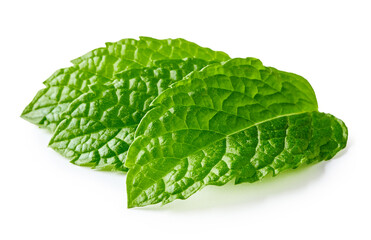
[
  {"left": 24, "top": 117, "right": 350, "bottom": 212},
  {"left": 134, "top": 162, "right": 328, "bottom": 212},
  {"left": 130, "top": 134, "right": 351, "bottom": 212},
  {"left": 331, "top": 139, "right": 351, "bottom": 160}
]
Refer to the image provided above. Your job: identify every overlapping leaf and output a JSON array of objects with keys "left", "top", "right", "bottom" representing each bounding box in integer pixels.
[
  {"left": 125, "top": 58, "right": 348, "bottom": 207},
  {"left": 49, "top": 59, "right": 211, "bottom": 171},
  {"left": 21, "top": 37, "right": 230, "bottom": 131},
  {"left": 21, "top": 37, "right": 348, "bottom": 208}
]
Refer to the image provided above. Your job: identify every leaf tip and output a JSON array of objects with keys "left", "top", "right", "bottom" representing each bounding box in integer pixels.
[{"left": 127, "top": 201, "right": 135, "bottom": 209}]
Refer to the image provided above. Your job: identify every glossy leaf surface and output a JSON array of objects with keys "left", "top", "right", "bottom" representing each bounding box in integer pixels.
[
  {"left": 22, "top": 37, "right": 230, "bottom": 131},
  {"left": 125, "top": 58, "right": 347, "bottom": 207},
  {"left": 49, "top": 59, "right": 210, "bottom": 171}
]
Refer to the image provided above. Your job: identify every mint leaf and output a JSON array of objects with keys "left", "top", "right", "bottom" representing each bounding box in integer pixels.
[
  {"left": 21, "top": 37, "right": 348, "bottom": 208},
  {"left": 125, "top": 58, "right": 347, "bottom": 208},
  {"left": 21, "top": 67, "right": 110, "bottom": 131},
  {"left": 72, "top": 36, "right": 230, "bottom": 78},
  {"left": 48, "top": 58, "right": 211, "bottom": 171},
  {"left": 22, "top": 37, "right": 230, "bottom": 131}
]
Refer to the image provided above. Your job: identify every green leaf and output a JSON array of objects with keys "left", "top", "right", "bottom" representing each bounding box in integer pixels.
[
  {"left": 22, "top": 37, "right": 230, "bottom": 131},
  {"left": 48, "top": 58, "right": 211, "bottom": 171},
  {"left": 21, "top": 67, "right": 110, "bottom": 131},
  {"left": 125, "top": 58, "right": 348, "bottom": 208},
  {"left": 72, "top": 36, "right": 230, "bottom": 78}
]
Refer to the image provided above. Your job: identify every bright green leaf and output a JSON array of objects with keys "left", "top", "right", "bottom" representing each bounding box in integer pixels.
[
  {"left": 21, "top": 67, "right": 110, "bottom": 131},
  {"left": 49, "top": 58, "right": 211, "bottom": 171},
  {"left": 125, "top": 58, "right": 347, "bottom": 208},
  {"left": 22, "top": 37, "right": 230, "bottom": 131}
]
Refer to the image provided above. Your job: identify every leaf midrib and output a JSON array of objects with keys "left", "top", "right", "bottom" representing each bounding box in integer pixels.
[{"left": 128, "top": 110, "right": 312, "bottom": 204}]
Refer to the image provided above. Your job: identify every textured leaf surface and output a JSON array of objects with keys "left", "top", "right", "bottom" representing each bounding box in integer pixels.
[
  {"left": 125, "top": 58, "right": 348, "bottom": 208},
  {"left": 49, "top": 59, "right": 210, "bottom": 171},
  {"left": 72, "top": 36, "right": 230, "bottom": 78},
  {"left": 21, "top": 67, "right": 110, "bottom": 131},
  {"left": 22, "top": 37, "right": 230, "bottom": 130}
]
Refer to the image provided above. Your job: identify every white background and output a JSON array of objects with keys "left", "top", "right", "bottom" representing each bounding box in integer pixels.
[{"left": 1, "top": 0, "right": 370, "bottom": 239}]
